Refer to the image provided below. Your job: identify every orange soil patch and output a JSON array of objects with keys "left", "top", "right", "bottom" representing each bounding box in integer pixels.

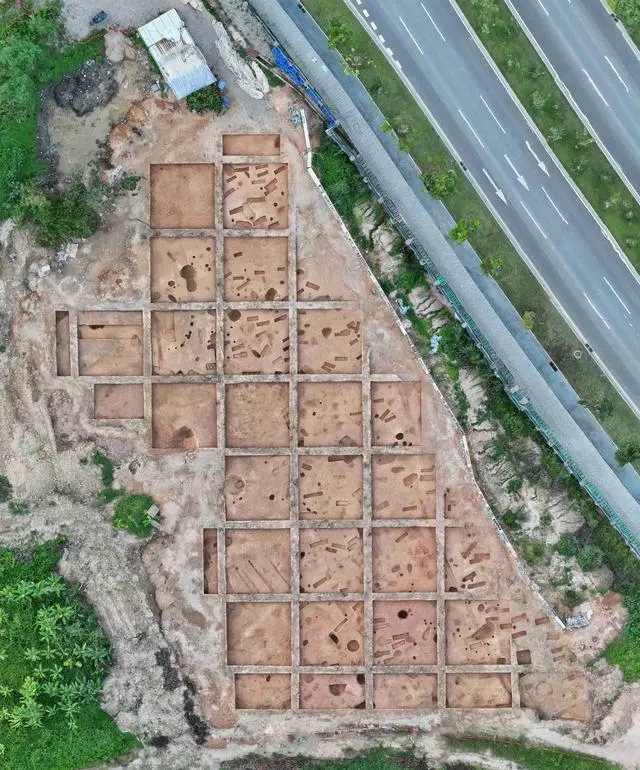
[
  {"left": 300, "top": 674, "right": 365, "bottom": 710},
  {"left": 151, "top": 310, "right": 216, "bottom": 375},
  {"left": 445, "top": 601, "right": 512, "bottom": 666},
  {"left": 225, "top": 383, "right": 290, "bottom": 448},
  {"left": 373, "top": 600, "right": 437, "bottom": 665},
  {"left": 373, "top": 674, "right": 438, "bottom": 709},
  {"left": 299, "top": 528, "right": 363, "bottom": 594},
  {"left": 372, "top": 454, "right": 436, "bottom": 519},
  {"left": 297, "top": 309, "right": 363, "bottom": 374},
  {"left": 226, "top": 603, "right": 291, "bottom": 665},
  {"left": 300, "top": 601, "right": 364, "bottom": 666},
  {"left": 445, "top": 525, "right": 514, "bottom": 594},
  {"left": 235, "top": 674, "right": 291, "bottom": 710},
  {"left": 223, "top": 236, "right": 288, "bottom": 301},
  {"left": 298, "top": 382, "right": 362, "bottom": 448},
  {"left": 371, "top": 381, "right": 422, "bottom": 447},
  {"left": 223, "top": 309, "right": 289, "bottom": 374},
  {"left": 446, "top": 673, "right": 512, "bottom": 708},
  {"left": 77, "top": 311, "right": 143, "bottom": 376},
  {"left": 520, "top": 671, "right": 589, "bottom": 721},
  {"left": 150, "top": 236, "right": 216, "bottom": 303},
  {"left": 150, "top": 163, "right": 215, "bottom": 229},
  {"left": 151, "top": 382, "right": 217, "bottom": 449},
  {"left": 225, "top": 529, "right": 291, "bottom": 594},
  {"left": 94, "top": 384, "right": 144, "bottom": 419},
  {"left": 224, "top": 455, "right": 290, "bottom": 521},
  {"left": 298, "top": 455, "right": 363, "bottom": 520},
  {"left": 223, "top": 163, "right": 288, "bottom": 229},
  {"left": 223, "top": 133, "right": 281, "bottom": 156},
  {"left": 372, "top": 528, "right": 437, "bottom": 592}
]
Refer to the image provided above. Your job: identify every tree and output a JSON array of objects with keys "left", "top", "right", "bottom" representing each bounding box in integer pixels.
[
  {"left": 327, "top": 18, "right": 353, "bottom": 50},
  {"left": 449, "top": 217, "right": 480, "bottom": 244},
  {"left": 523, "top": 310, "right": 536, "bottom": 331},
  {"left": 615, "top": 441, "right": 640, "bottom": 466},
  {"left": 481, "top": 255, "right": 504, "bottom": 277},
  {"left": 531, "top": 90, "right": 550, "bottom": 111},
  {"left": 547, "top": 125, "right": 566, "bottom": 143},
  {"left": 421, "top": 169, "right": 458, "bottom": 200},
  {"left": 578, "top": 545, "right": 604, "bottom": 571}
]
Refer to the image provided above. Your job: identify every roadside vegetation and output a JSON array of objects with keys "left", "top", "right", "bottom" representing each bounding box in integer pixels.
[
  {"left": 0, "top": 539, "right": 139, "bottom": 769},
  {"left": 608, "top": 0, "right": 640, "bottom": 45},
  {"left": 0, "top": 1, "right": 137, "bottom": 248},
  {"left": 313, "top": 133, "right": 640, "bottom": 681},
  {"left": 302, "top": 0, "right": 640, "bottom": 461}
]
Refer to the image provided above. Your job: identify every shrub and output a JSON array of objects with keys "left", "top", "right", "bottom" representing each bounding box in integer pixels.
[
  {"left": 91, "top": 450, "right": 115, "bottom": 487},
  {"left": 501, "top": 508, "right": 524, "bottom": 530},
  {"left": 0, "top": 475, "right": 12, "bottom": 503},
  {"left": 555, "top": 533, "right": 578, "bottom": 557},
  {"left": 577, "top": 544, "right": 605, "bottom": 572},
  {"left": 564, "top": 588, "right": 585, "bottom": 608},
  {"left": 112, "top": 494, "right": 157, "bottom": 537},
  {"left": 521, "top": 537, "right": 546, "bottom": 566},
  {"left": 8, "top": 500, "right": 29, "bottom": 515},
  {"left": 506, "top": 477, "right": 522, "bottom": 495},
  {"left": 186, "top": 85, "right": 224, "bottom": 115}
]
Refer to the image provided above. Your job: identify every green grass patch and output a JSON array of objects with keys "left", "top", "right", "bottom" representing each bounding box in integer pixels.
[
  {"left": 0, "top": 539, "right": 140, "bottom": 768},
  {"left": 302, "top": 0, "right": 640, "bottom": 458},
  {"left": 607, "top": 1, "right": 640, "bottom": 51},
  {"left": 186, "top": 84, "right": 224, "bottom": 115},
  {"left": 448, "top": 736, "right": 620, "bottom": 770},
  {"left": 0, "top": 474, "right": 12, "bottom": 503},
  {"left": 112, "top": 494, "right": 157, "bottom": 538},
  {"left": 91, "top": 451, "right": 115, "bottom": 488}
]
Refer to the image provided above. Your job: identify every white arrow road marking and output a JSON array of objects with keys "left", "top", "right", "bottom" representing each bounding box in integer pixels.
[
  {"left": 583, "top": 292, "right": 611, "bottom": 329},
  {"left": 604, "top": 277, "right": 632, "bottom": 314},
  {"left": 604, "top": 56, "right": 629, "bottom": 92},
  {"left": 399, "top": 16, "right": 424, "bottom": 55},
  {"left": 420, "top": 3, "right": 446, "bottom": 42},
  {"left": 504, "top": 154, "right": 529, "bottom": 190},
  {"left": 482, "top": 168, "right": 507, "bottom": 204},
  {"left": 541, "top": 186, "right": 568, "bottom": 224},
  {"left": 582, "top": 68, "right": 610, "bottom": 107},
  {"left": 520, "top": 201, "right": 547, "bottom": 239},
  {"left": 458, "top": 109, "right": 485, "bottom": 148},
  {"left": 480, "top": 95, "right": 506, "bottom": 134},
  {"left": 525, "top": 140, "right": 550, "bottom": 176}
]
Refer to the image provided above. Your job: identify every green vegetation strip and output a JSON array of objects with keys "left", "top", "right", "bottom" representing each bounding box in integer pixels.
[
  {"left": 313, "top": 134, "right": 640, "bottom": 680},
  {"left": 0, "top": 539, "right": 139, "bottom": 769},
  {"left": 302, "top": 0, "right": 640, "bottom": 463},
  {"left": 608, "top": 1, "right": 640, "bottom": 47},
  {"left": 448, "top": 737, "right": 621, "bottom": 770}
]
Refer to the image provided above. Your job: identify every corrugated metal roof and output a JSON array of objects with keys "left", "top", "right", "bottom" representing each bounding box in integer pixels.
[{"left": 138, "top": 9, "right": 215, "bottom": 100}]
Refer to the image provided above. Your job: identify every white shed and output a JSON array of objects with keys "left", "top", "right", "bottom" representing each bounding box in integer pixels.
[{"left": 138, "top": 9, "right": 215, "bottom": 99}]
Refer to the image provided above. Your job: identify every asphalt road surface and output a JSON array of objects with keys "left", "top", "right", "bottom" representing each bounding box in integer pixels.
[
  {"left": 508, "top": 0, "right": 640, "bottom": 205},
  {"left": 345, "top": 0, "right": 640, "bottom": 417}
]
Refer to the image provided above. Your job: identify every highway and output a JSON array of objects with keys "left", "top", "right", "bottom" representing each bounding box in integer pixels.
[
  {"left": 342, "top": 0, "right": 640, "bottom": 417},
  {"left": 508, "top": 0, "right": 640, "bottom": 206}
]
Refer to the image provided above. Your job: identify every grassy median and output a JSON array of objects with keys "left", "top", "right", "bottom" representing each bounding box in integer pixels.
[
  {"left": 607, "top": 0, "right": 640, "bottom": 45},
  {"left": 302, "top": 0, "right": 640, "bottom": 456}
]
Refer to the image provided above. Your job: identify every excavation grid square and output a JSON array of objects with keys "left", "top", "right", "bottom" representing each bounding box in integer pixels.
[
  {"left": 224, "top": 309, "right": 289, "bottom": 374},
  {"left": 150, "top": 163, "right": 215, "bottom": 229},
  {"left": 223, "top": 236, "right": 288, "bottom": 301},
  {"left": 298, "top": 455, "right": 363, "bottom": 520},
  {"left": 150, "top": 236, "right": 216, "bottom": 302}
]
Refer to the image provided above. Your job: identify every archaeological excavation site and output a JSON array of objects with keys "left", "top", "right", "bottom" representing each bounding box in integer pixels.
[{"left": 52, "top": 123, "right": 592, "bottom": 726}]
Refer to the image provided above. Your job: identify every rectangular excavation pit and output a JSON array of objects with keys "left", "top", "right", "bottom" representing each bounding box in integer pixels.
[
  {"left": 223, "top": 236, "right": 288, "bottom": 301},
  {"left": 520, "top": 671, "right": 589, "bottom": 721},
  {"left": 371, "top": 381, "right": 422, "bottom": 447},
  {"left": 151, "top": 383, "right": 217, "bottom": 450},
  {"left": 225, "top": 529, "right": 291, "bottom": 594},
  {"left": 226, "top": 602, "right": 291, "bottom": 665},
  {"left": 373, "top": 674, "right": 437, "bottom": 709},
  {"left": 300, "top": 601, "right": 364, "bottom": 666},
  {"left": 151, "top": 236, "right": 216, "bottom": 303},
  {"left": 299, "top": 455, "right": 363, "bottom": 520},
  {"left": 299, "top": 529, "right": 363, "bottom": 594},
  {"left": 298, "top": 382, "right": 363, "bottom": 448},
  {"left": 223, "top": 134, "right": 281, "bottom": 156},
  {"left": 55, "top": 311, "right": 71, "bottom": 376},
  {"left": 223, "top": 163, "right": 288, "bottom": 229},
  {"left": 372, "top": 528, "right": 437, "bottom": 593},
  {"left": 446, "top": 673, "right": 512, "bottom": 708},
  {"left": 223, "top": 309, "right": 289, "bottom": 374},
  {"left": 224, "top": 455, "right": 290, "bottom": 521},
  {"left": 235, "top": 674, "right": 291, "bottom": 710},
  {"left": 226, "top": 383, "right": 290, "bottom": 448},
  {"left": 151, "top": 310, "right": 216, "bottom": 375},
  {"left": 297, "top": 309, "right": 363, "bottom": 374},
  {"left": 373, "top": 600, "right": 437, "bottom": 665},
  {"left": 300, "top": 674, "right": 365, "bottom": 710},
  {"left": 77, "top": 311, "right": 143, "bottom": 376},
  {"left": 445, "top": 601, "right": 512, "bottom": 666},
  {"left": 372, "top": 454, "right": 436, "bottom": 519},
  {"left": 445, "top": 525, "right": 515, "bottom": 594},
  {"left": 94, "top": 384, "right": 144, "bottom": 419},
  {"left": 203, "top": 528, "right": 218, "bottom": 594},
  {"left": 150, "top": 163, "right": 215, "bottom": 229}
]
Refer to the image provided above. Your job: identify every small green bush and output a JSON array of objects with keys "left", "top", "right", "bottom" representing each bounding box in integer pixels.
[
  {"left": 506, "top": 477, "right": 523, "bottom": 495},
  {"left": 186, "top": 85, "right": 224, "bottom": 115},
  {"left": 555, "top": 533, "right": 579, "bottom": 557},
  {"left": 501, "top": 508, "right": 524, "bottom": 530},
  {"left": 113, "top": 494, "right": 156, "bottom": 538},
  {"left": 577, "top": 545, "right": 605, "bottom": 572},
  {"left": 91, "top": 450, "right": 115, "bottom": 487},
  {"left": 8, "top": 500, "right": 29, "bottom": 515},
  {"left": 564, "top": 588, "right": 585, "bottom": 608},
  {"left": 521, "top": 537, "right": 547, "bottom": 566},
  {"left": 0, "top": 474, "right": 12, "bottom": 503}
]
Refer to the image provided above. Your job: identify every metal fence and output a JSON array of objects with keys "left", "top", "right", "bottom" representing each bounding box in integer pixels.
[{"left": 327, "top": 128, "right": 640, "bottom": 559}]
